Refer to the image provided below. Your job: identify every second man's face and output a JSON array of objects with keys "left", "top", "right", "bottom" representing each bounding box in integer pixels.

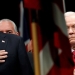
[{"left": 0, "top": 21, "right": 18, "bottom": 35}]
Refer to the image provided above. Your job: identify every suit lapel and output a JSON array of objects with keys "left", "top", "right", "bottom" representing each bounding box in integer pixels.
[{"left": 0, "top": 33, "right": 8, "bottom": 50}]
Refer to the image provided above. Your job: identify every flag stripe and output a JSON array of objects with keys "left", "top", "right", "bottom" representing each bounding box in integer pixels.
[
  {"left": 52, "top": 3, "right": 68, "bottom": 37},
  {"left": 40, "top": 42, "right": 54, "bottom": 75}
]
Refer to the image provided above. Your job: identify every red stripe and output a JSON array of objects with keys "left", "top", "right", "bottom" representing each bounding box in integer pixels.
[
  {"left": 37, "top": 24, "right": 47, "bottom": 52},
  {"left": 54, "top": 26, "right": 72, "bottom": 60},
  {"left": 47, "top": 65, "right": 73, "bottom": 75},
  {"left": 23, "top": 0, "right": 41, "bottom": 9}
]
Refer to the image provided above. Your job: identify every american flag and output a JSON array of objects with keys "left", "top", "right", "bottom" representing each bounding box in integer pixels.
[
  {"left": 40, "top": 0, "right": 74, "bottom": 75},
  {"left": 19, "top": 0, "right": 73, "bottom": 75},
  {"left": 19, "top": 0, "right": 31, "bottom": 51}
]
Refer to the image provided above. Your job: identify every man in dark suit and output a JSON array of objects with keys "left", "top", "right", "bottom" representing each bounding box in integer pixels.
[
  {"left": 0, "top": 19, "right": 34, "bottom": 74},
  {"left": 0, "top": 32, "right": 33, "bottom": 75}
]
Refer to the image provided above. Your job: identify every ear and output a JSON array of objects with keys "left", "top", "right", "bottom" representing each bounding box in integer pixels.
[{"left": 16, "top": 32, "right": 19, "bottom": 36}]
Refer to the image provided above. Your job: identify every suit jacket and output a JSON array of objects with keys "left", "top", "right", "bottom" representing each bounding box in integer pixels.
[
  {"left": 0, "top": 33, "right": 34, "bottom": 75},
  {"left": 27, "top": 52, "right": 34, "bottom": 71}
]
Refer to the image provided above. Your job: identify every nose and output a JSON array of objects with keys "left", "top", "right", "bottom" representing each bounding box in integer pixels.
[{"left": 68, "top": 27, "right": 73, "bottom": 35}]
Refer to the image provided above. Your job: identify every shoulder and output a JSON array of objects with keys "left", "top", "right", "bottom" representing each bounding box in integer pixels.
[
  {"left": 0, "top": 32, "right": 23, "bottom": 42},
  {"left": 6, "top": 33, "right": 23, "bottom": 39}
]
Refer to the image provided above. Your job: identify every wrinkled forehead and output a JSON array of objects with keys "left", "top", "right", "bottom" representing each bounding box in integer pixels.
[
  {"left": 0, "top": 20, "right": 13, "bottom": 26},
  {"left": 65, "top": 18, "right": 75, "bottom": 27}
]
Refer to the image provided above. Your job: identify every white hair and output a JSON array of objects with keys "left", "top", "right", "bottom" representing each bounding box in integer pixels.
[
  {"left": 64, "top": 11, "right": 75, "bottom": 17},
  {"left": 0, "top": 19, "right": 18, "bottom": 32}
]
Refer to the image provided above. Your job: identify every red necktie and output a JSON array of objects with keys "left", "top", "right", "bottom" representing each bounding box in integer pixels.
[
  {"left": 72, "top": 51, "right": 75, "bottom": 75},
  {"left": 73, "top": 50, "right": 75, "bottom": 63}
]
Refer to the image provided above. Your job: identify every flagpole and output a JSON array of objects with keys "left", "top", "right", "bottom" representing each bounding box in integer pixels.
[
  {"left": 31, "top": 22, "right": 41, "bottom": 75},
  {"left": 63, "top": 0, "right": 66, "bottom": 12},
  {"left": 29, "top": 10, "right": 41, "bottom": 75}
]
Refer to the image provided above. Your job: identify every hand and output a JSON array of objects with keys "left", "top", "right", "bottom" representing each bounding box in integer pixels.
[
  {"left": 0, "top": 50, "right": 8, "bottom": 63},
  {"left": 27, "top": 40, "right": 33, "bottom": 52}
]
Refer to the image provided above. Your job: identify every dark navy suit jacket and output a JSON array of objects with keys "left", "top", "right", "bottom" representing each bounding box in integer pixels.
[{"left": 0, "top": 33, "right": 34, "bottom": 75}]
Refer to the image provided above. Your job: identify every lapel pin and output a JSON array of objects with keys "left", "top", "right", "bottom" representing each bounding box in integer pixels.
[{"left": 2, "top": 40, "right": 5, "bottom": 43}]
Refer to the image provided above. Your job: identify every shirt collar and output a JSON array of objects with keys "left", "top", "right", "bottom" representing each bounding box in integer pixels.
[{"left": 71, "top": 49, "right": 75, "bottom": 52}]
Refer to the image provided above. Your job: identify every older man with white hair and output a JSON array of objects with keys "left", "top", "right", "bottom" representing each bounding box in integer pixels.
[
  {"left": 64, "top": 11, "right": 75, "bottom": 75},
  {"left": 0, "top": 19, "right": 34, "bottom": 70}
]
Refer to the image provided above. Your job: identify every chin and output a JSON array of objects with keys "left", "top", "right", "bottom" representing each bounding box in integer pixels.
[{"left": 70, "top": 41, "right": 75, "bottom": 46}]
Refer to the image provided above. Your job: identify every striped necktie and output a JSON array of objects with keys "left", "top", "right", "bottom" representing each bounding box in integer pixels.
[
  {"left": 73, "top": 50, "right": 75, "bottom": 75},
  {"left": 73, "top": 50, "right": 75, "bottom": 63}
]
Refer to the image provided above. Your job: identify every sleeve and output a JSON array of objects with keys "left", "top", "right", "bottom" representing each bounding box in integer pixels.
[{"left": 18, "top": 37, "right": 34, "bottom": 75}]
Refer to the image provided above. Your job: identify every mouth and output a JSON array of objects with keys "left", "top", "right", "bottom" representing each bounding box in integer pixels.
[
  {"left": 69, "top": 35, "right": 75, "bottom": 40},
  {"left": 69, "top": 36, "right": 74, "bottom": 39},
  {"left": 69, "top": 37, "right": 75, "bottom": 42},
  {"left": 69, "top": 36, "right": 75, "bottom": 38}
]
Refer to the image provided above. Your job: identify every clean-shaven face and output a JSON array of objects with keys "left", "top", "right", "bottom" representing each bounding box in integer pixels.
[
  {"left": 0, "top": 21, "right": 17, "bottom": 35},
  {"left": 65, "top": 14, "right": 75, "bottom": 46}
]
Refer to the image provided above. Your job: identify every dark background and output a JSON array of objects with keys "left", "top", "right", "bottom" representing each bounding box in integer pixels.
[
  {"left": 65, "top": 0, "right": 75, "bottom": 12},
  {"left": 0, "top": 0, "right": 74, "bottom": 31},
  {"left": 0, "top": 0, "right": 20, "bottom": 31}
]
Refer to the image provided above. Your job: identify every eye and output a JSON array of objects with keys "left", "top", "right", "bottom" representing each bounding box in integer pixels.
[
  {"left": 6, "top": 31, "right": 13, "bottom": 34},
  {"left": 72, "top": 25, "right": 75, "bottom": 28}
]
